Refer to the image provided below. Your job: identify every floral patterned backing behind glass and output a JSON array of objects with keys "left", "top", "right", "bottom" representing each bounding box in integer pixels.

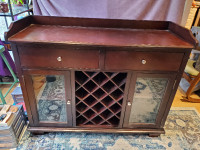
[
  {"left": 129, "top": 77, "right": 168, "bottom": 123},
  {"left": 32, "top": 75, "right": 67, "bottom": 123}
]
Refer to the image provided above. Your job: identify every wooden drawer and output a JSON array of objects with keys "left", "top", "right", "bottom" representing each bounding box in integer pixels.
[
  {"left": 18, "top": 47, "right": 100, "bottom": 69},
  {"left": 105, "top": 51, "right": 184, "bottom": 71}
]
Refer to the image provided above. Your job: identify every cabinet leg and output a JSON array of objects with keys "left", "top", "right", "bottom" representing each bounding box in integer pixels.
[
  {"left": 149, "top": 133, "right": 160, "bottom": 137},
  {"left": 30, "top": 131, "right": 45, "bottom": 136}
]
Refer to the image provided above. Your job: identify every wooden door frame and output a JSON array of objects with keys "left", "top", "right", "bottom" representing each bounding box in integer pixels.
[
  {"left": 123, "top": 72, "right": 176, "bottom": 128},
  {"left": 23, "top": 69, "right": 72, "bottom": 127}
]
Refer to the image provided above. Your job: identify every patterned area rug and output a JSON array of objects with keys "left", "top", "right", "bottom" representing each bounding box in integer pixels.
[
  {"left": 37, "top": 75, "right": 67, "bottom": 122},
  {"left": 38, "top": 100, "right": 66, "bottom": 122},
  {"left": 16, "top": 107, "right": 200, "bottom": 150},
  {"left": 130, "top": 78, "right": 168, "bottom": 123}
]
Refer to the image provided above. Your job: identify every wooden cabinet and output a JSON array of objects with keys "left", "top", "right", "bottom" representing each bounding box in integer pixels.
[{"left": 5, "top": 16, "right": 197, "bottom": 136}]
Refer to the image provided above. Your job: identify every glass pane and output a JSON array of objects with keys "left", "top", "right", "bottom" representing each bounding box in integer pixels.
[
  {"left": 0, "top": 5, "right": 29, "bottom": 16},
  {"left": 32, "top": 75, "right": 67, "bottom": 123},
  {"left": 129, "top": 77, "right": 168, "bottom": 123}
]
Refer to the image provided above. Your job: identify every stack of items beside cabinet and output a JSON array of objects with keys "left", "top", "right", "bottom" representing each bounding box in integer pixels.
[
  {"left": 0, "top": 105, "right": 26, "bottom": 149},
  {"left": 11, "top": 85, "right": 27, "bottom": 116},
  {"left": 11, "top": 85, "right": 24, "bottom": 104}
]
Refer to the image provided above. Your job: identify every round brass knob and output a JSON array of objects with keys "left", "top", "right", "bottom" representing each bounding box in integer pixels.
[
  {"left": 57, "top": 56, "right": 62, "bottom": 62},
  {"left": 141, "top": 59, "right": 146, "bottom": 64},
  {"left": 67, "top": 100, "right": 71, "bottom": 105}
]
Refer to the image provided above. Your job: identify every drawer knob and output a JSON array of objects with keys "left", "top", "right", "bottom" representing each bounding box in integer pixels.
[
  {"left": 57, "top": 56, "right": 62, "bottom": 62},
  {"left": 127, "top": 102, "right": 131, "bottom": 106},
  {"left": 67, "top": 100, "right": 71, "bottom": 105},
  {"left": 141, "top": 59, "right": 146, "bottom": 64}
]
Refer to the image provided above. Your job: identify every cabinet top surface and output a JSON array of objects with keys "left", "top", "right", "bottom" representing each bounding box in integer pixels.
[{"left": 8, "top": 24, "right": 193, "bottom": 48}]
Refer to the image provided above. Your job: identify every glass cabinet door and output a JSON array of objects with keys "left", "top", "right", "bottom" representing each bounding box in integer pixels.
[
  {"left": 24, "top": 70, "right": 72, "bottom": 127},
  {"left": 123, "top": 73, "right": 176, "bottom": 128}
]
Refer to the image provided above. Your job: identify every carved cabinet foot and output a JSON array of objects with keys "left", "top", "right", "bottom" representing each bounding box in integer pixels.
[{"left": 149, "top": 133, "right": 160, "bottom": 137}]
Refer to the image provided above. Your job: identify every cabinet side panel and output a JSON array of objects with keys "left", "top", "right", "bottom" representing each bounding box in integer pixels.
[
  {"left": 160, "top": 50, "right": 191, "bottom": 127},
  {"left": 10, "top": 44, "right": 34, "bottom": 125}
]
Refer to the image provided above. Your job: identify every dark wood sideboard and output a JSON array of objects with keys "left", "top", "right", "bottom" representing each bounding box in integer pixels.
[{"left": 5, "top": 16, "right": 197, "bottom": 136}]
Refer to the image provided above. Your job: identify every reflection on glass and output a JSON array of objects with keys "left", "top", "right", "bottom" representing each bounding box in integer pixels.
[
  {"left": 0, "top": 5, "right": 29, "bottom": 15},
  {"left": 32, "top": 75, "right": 67, "bottom": 123},
  {"left": 129, "top": 78, "right": 168, "bottom": 123}
]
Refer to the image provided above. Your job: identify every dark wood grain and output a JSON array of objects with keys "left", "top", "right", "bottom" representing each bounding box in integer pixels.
[
  {"left": 18, "top": 47, "right": 100, "bottom": 69},
  {"left": 169, "top": 22, "right": 198, "bottom": 48},
  {"left": 10, "top": 44, "right": 34, "bottom": 125},
  {"left": 32, "top": 15, "right": 169, "bottom": 30},
  {"left": 8, "top": 24, "right": 193, "bottom": 48},
  {"left": 160, "top": 50, "right": 191, "bottom": 128},
  {"left": 4, "top": 16, "right": 32, "bottom": 41},
  {"left": 149, "top": 133, "right": 161, "bottom": 137},
  {"left": 71, "top": 71, "right": 77, "bottom": 126},
  {"left": 119, "top": 72, "right": 132, "bottom": 128},
  {"left": 5, "top": 16, "right": 196, "bottom": 49},
  {"left": 105, "top": 51, "right": 184, "bottom": 71},
  {"left": 28, "top": 126, "right": 165, "bottom": 134}
]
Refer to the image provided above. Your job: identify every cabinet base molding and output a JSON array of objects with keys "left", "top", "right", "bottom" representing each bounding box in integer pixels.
[{"left": 28, "top": 126, "right": 165, "bottom": 135}]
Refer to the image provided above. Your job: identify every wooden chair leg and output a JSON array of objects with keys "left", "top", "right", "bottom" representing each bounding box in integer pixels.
[
  {"left": 181, "top": 73, "right": 200, "bottom": 103},
  {"left": 183, "top": 72, "right": 192, "bottom": 83},
  {"left": 181, "top": 96, "right": 200, "bottom": 103}
]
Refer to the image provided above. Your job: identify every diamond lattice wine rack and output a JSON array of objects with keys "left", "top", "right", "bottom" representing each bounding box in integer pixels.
[{"left": 75, "top": 71, "right": 127, "bottom": 127}]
